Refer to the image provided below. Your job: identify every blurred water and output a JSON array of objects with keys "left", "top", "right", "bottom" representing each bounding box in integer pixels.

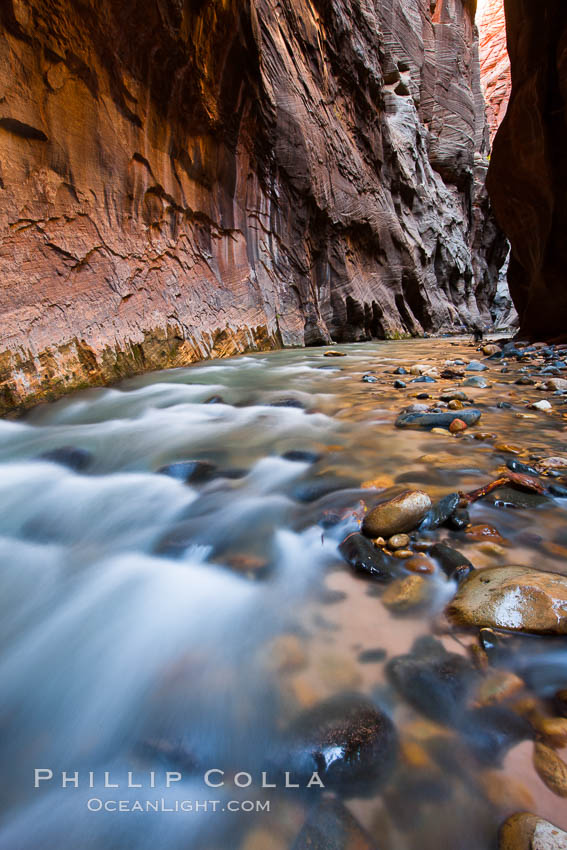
[{"left": 0, "top": 340, "right": 566, "bottom": 849}]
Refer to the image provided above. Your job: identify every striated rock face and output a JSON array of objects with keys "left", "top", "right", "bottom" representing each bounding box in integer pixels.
[
  {"left": 487, "top": 0, "right": 567, "bottom": 340},
  {"left": 0, "top": 0, "right": 504, "bottom": 412},
  {"left": 478, "top": 0, "right": 511, "bottom": 143}
]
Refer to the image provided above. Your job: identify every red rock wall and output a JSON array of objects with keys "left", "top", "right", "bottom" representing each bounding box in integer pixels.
[
  {"left": 487, "top": 0, "right": 567, "bottom": 339},
  {"left": 0, "top": 0, "right": 505, "bottom": 412},
  {"left": 478, "top": 0, "right": 511, "bottom": 143}
]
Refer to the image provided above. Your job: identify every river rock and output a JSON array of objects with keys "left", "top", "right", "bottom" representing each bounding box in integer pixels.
[
  {"left": 387, "top": 636, "right": 479, "bottom": 724},
  {"left": 490, "top": 486, "right": 549, "bottom": 509},
  {"left": 388, "top": 533, "right": 410, "bottom": 549},
  {"left": 530, "top": 400, "right": 552, "bottom": 411},
  {"left": 533, "top": 743, "right": 567, "bottom": 797},
  {"left": 396, "top": 408, "right": 481, "bottom": 429},
  {"left": 292, "top": 799, "right": 378, "bottom": 850},
  {"left": 158, "top": 459, "right": 217, "bottom": 483},
  {"left": 419, "top": 492, "right": 461, "bottom": 531},
  {"left": 394, "top": 379, "right": 407, "bottom": 388},
  {"left": 283, "top": 450, "right": 321, "bottom": 463},
  {"left": 447, "top": 508, "right": 470, "bottom": 530},
  {"left": 324, "top": 350, "right": 346, "bottom": 357},
  {"left": 544, "top": 378, "right": 567, "bottom": 391},
  {"left": 287, "top": 693, "right": 398, "bottom": 796},
  {"left": 459, "top": 704, "right": 532, "bottom": 765},
  {"left": 499, "top": 813, "right": 567, "bottom": 850},
  {"left": 382, "top": 575, "right": 430, "bottom": 612},
  {"left": 463, "top": 376, "right": 488, "bottom": 388},
  {"left": 430, "top": 543, "right": 474, "bottom": 581},
  {"left": 447, "top": 566, "right": 567, "bottom": 634},
  {"left": 362, "top": 490, "right": 432, "bottom": 538},
  {"left": 38, "top": 446, "right": 92, "bottom": 471},
  {"left": 506, "top": 459, "right": 541, "bottom": 477},
  {"left": 466, "top": 360, "right": 488, "bottom": 372},
  {"left": 338, "top": 533, "right": 401, "bottom": 582}
]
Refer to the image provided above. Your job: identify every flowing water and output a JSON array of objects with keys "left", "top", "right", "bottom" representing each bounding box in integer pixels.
[{"left": 0, "top": 338, "right": 566, "bottom": 849}]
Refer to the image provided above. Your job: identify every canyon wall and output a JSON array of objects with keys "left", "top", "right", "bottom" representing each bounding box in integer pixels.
[
  {"left": 0, "top": 0, "right": 505, "bottom": 412},
  {"left": 478, "top": 0, "right": 510, "bottom": 143},
  {"left": 487, "top": 0, "right": 567, "bottom": 339}
]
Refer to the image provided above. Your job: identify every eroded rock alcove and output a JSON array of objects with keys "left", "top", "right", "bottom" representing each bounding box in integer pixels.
[{"left": 0, "top": 0, "right": 507, "bottom": 411}]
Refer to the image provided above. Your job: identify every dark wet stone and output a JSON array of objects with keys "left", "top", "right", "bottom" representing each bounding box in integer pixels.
[
  {"left": 459, "top": 705, "right": 533, "bottom": 765},
  {"left": 430, "top": 543, "right": 474, "bottom": 582},
  {"left": 38, "top": 446, "right": 92, "bottom": 471},
  {"left": 157, "top": 460, "right": 217, "bottom": 484},
  {"left": 419, "top": 492, "right": 460, "bottom": 531},
  {"left": 411, "top": 376, "right": 436, "bottom": 383},
  {"left": 466, "top": 361, "right": 488, "bottom": 372},
  {"left": 490, "top": 486, "right": 549, "bottom": 509},
  {"left": 416, "top": 392, "right": 430, "bottom": 399},
  {"left": 447, "top": 508, "right": 470, "bottom": 530},
  {"left": 292, "top": 799, "right": 379, "bottom": 850},
  {"left": 386, "top": 636, "right": 480, "bottom": 724},
  {"left": 338, "top": 533, "right": 401, "bottom": 582},
  {"left": 282, "top": 449, "right": 321, "bottom": 464},
  {"left": 479, "top": 629, "right": 567, "bottom": 696},
  {"left": 548, "top": 482, "right": 567, "bottom": 498},
  {"left": 362, "top": 375, "right": 378, "bottom": 383},
  {"left": 497, "top": 401, "right": 512, "bottom": 408},
  {"left": 287, "top": 692, "right": 398, "bottom": 797},
  {"left": 394, "top": 380, "right": 407, "bottom": 388},
  {"left": 269, "top": 398, "right": 306, "bottom": 409},
  {"left": 506, "top": 459, "right": 541, "bottom": 477},
  {"left": 515, "top": 377, "right": 536, "bottom": 385},
  {"left": 293, "top": 475, "right": 357, "bottom": 503},
  {"left": 358, "top": 648, "right": 387, "bottom": 663},
  {"left": 396, "top": 408, "right": 481, "bottom": 429},
  {"left": 394, "top": 367, "right": 408, "bottom": 375},
  {"left": 204, "top": 395, "right": 225, "bottom": 404}
]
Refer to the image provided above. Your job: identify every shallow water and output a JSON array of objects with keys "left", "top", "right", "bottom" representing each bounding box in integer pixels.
[{"left": 0, "top": 338, "right": 566, "bottom": 849}]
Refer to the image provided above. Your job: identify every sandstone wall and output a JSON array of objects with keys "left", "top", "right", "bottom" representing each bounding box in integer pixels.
[
  {"left": 478, "top": 0, "right": 510, "bottom": 143},
  {"left": 0, "top": 0, "right": 505, "bottom": 412},
  {"left": 487, "top": 0, "right": 567, "bottom": 339}
]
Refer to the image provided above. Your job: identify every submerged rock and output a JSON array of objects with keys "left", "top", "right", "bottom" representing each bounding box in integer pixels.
[
  {"left": 396, "top": 408, "right": 481, "bottom": 429},
  {"left": 490, "top": 486, "right": 549, "bottom": 509},
  {"left": 387, "top": 636, "right": 479, "bottom": 725},
  {"left": 382, "top": 575, "right": 431, "bottom": 612},
  {"left": 287, "top": 693, "right": 398, "bottom": 797},
  {"left": 499, "top": 813, "right": 567, "bottom": 850},
  {"left": 447, "top": 566, "right": 567, "bottom": 634},
  {"left": 338, "top": 533, "right": 401, "bottom": 582},
  {"left": 158, "top": 460, "right": 217, "bottom": 484},
  {"left": 362, "top": 490, "right": 432, "bottom": 538},
  {"left": 292, "top": 799, "right": 378, "bottom": 850},
  {"left": 38, "top": 446, "right": 92, "bottom": 471}
]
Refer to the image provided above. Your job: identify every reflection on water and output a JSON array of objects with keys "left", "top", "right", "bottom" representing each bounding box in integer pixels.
[{"left": 0, "top": 339, "right": 566, "bottom": 849}]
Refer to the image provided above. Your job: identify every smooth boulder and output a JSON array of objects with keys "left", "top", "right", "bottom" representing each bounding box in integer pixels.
[
  {"left": 362, "top": 490, "right": 431, "bottom": 538},
  {"left": 447, "top": 566, "right": 567, "bottom": 634}
]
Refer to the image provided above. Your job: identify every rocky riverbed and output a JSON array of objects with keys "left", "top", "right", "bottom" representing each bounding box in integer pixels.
[{"left": 1, "top": 336, "right": 567, "bottom": 850}]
